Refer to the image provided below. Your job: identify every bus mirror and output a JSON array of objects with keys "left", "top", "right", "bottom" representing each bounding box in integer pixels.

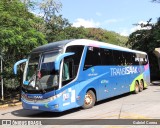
[
  {"left": 55, "top": 52, "right": 75, "bottom": 71},
  {"left": 14, "top": 59, "right": 27, "bottom": 75}
]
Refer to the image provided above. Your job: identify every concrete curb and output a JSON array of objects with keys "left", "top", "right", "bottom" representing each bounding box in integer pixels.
[
  {"left": 0, "top": 102, "right": 22, "bottom": 108},
  {"left": 151, "top": 81, "right": 160, "bottom": 85}
]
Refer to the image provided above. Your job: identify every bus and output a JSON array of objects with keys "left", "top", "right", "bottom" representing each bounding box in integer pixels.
[{"left": 14, "top": 39, "right": 150, "bottom": 112}]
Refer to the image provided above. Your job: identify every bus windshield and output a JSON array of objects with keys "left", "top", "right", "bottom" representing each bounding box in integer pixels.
[{"left": 23, "top": 51, "right": 60, "bottom": 92}]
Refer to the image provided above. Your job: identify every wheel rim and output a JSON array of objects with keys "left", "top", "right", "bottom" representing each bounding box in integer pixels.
[
  {"left": 140, "top": 80, "right": 144, "bottom": 90},
  {"left": 85, "top": 92, "right": 93, "bottom": 106},
  {"left": 135, "top": 82, "right": 139, "bottom": 92}
]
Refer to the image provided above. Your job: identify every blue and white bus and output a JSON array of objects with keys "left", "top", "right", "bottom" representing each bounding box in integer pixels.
[{"left": 14, "top": 39, "right": 150, "bottom": 112}]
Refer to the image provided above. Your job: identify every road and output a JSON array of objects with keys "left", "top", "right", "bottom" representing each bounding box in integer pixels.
[{"left": 0, "top": 85, "right": 160, "bottom": 128}]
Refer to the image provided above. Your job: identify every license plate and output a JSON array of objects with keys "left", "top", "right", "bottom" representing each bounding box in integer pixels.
[{"left": 32, "top": 106, "right": 39, "bottom": 109}]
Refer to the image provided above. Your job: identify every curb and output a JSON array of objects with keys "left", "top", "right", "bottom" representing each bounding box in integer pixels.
[
  {"left": 151, "top": 81, "right": 160, "bottom": 85},
  {"left": 0, "top": 102, "right": 22, "bottom": 108}
]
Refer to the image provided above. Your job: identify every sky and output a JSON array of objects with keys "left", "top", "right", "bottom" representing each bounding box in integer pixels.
[{"left": 59, "top": 0, "right": 160, "bottom": 36}]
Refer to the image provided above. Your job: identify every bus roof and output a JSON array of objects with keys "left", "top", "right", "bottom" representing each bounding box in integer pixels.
[
  {"left": 31, "top": 39, "right": 75, "bottom": 53},
  {"left": 31, "top": 39, "right": 147, "bottom": 55},
  {"left": 67, "top": 39, "right": 147, "bottom": 55}
]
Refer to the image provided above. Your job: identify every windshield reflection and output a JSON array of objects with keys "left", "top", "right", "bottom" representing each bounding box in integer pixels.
[{"left": 23, "top": 51, "right": 60, "bottom": 92}]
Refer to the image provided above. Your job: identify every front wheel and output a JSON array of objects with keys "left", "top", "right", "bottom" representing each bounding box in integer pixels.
[{"left": 82, "top": 90, "right": 96, "bottom": 109}]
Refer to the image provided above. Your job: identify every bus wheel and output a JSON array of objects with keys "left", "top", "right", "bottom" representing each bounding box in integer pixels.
[
  {"left": 134, "top": 81, "right": 139, "bottom": 94},
  {"left": 82, "top": 90, "right": 96, "bottom": 109},
  {"left": 139, "top": 79, "right": 144, "bottom": 92}
]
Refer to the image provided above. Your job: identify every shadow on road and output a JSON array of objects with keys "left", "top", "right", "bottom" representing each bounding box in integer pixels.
[
  {"left": 11, "top": 90, "right": 145, "bottom": 118},
  {"left": 95, "top": 92, "right": 131, "bottom": 106},
  {"left": 151, "top": 81, "right": 160, "bottom": 86},
  {"left": 11, "top": 107, "right": 82, "bottom": 118}
]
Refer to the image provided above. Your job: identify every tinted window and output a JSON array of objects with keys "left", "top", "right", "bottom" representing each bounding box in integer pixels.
[
  {"left": 123, "top": 52, "right": 133, "bottom": 66},
  {"left": 66, "top": 45, "right": 84, "bottom": 66},
  {"left": 132, "top": 53, "right": 140, "bottom": 65},
  {"left": 100, "top": 48, "right": 114, "bottom": 65},
  {"left": 84, "top": 47, "right": 101, "bottom": 70},
  {"left": 142, "top": 55, "right": 148, "bottom": 65},
  {"left": 112, "top": 50, "right": 124, "bottom": 65},
  {"left": 83, "top": 46, "right": 148, "bottom": 67},
  {"left": 133, "top": 53, "right": 148, "bottom": 65},
  {"left": 62, "top": 45, "right": 84, "bottom": 86}
]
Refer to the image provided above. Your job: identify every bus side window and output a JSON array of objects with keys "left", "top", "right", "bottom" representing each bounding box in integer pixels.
[
  {"left": 132, "top": 53, "right": 140, "bottom": 65},
  {"left": 143, "top": 55, "right": 148, "bottom": 65},
  {"left": 62, "top": 58, "right": 74, "bottom": 81},
  {"left": 62, "top": 62, "right": 70, "bottom": 81},
  {"left": 83, "top": 47, "right": 101, "bottom": 70},
  {"left": 139, "top": 54, "right": 148, "bottom": 65},
  {"left": 62, "top": 58, "right": 74, "bottom": 86},
  {"left": 112, "top": 50, "right": 124, "bottom": 66},
  {"left": 123, "top": 52, "right": 133, "bottom": 66},
  {"left": 100, "top": 48, "right": 114, "bottom": 65},
  {"left": 62, "top": 45, "right": 84, "bottom": 86}
]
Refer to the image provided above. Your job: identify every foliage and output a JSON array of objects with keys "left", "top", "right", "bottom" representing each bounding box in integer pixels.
[
  {"left": 152, "top": 0, "right": 160, "bottom": 3},
  {"left": 0, "top": 0, "right": 47, "bottom": 89},
  {"left": 39, "top": 0, "right": 62, "bottom": 22},
  {"left": 46, "top": 26, "right": 128, "bottom": 46},
  {"left": 20, "top": 1, "right": 128, "bottom": 46},
  {"left": 85, "top": 28, "right": 128, "bottom": 47},
  {"left": 21, "top": 0, "right": 62, "bottom": 22},
  {"left": 44, "top": 15, "right": 71, "bottom": 42},
  {"left": 126, "top": 19, "right": 160, "bottom": 80}
]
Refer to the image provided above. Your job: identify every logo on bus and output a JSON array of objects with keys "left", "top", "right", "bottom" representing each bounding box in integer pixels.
[
  {"left": 110, "top": 66, "right": 138, "bottom": 76},
  {"left": 27, "top": 95, "right": 43, "bottom": 100},
  {"left": 91, "top": 67, "right": 95, "bottom": 73},
  {"left": 88, "top": 67, "right": 98, "bottom": 76}
]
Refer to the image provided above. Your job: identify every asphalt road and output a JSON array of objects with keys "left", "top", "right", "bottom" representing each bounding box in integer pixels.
[{"left": 0, "top": 84, "right": 160, "bottom": 128}]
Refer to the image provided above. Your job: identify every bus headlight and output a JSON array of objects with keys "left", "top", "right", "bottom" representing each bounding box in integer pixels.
[{"left": 48, "top": 93, "right": 62, "bottom": 102}]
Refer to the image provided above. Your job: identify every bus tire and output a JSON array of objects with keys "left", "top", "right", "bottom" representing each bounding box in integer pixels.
[
  {"left": 134, "top": 80, "right": 139, "bottom": 94},
  {"left": 139, "top": 79, "right": 144, "bottom": 92},
  {"left": 82, "top": 90, "right": 96, "bottom": 109}
]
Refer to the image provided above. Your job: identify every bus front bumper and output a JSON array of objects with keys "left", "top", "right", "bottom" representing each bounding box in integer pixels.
[{"left": 21, "top": 98, "right": 61, "bottom": 112}]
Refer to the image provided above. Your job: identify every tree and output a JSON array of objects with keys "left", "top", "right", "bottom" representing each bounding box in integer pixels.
[
  {"left": 152, "top": 0, "right": 160, "bottom": 3},
  {"left": 0, "top": 0, "right": 47, "bottom": 91},
  {"left": 126, "top": 19, "right": 160, "bottom": 80},
  {"left": 43, "top": 15, "right": 71, "bottom": 42},
  {"left": 39, "top": 0, "right": 62, "bottom": 22},
  {"left": 22, "top": 0, "right": 62, "bottom": 21},
  {"left": 62, "top": 27, "right": 128, "bottom": 46},
  {"left": 22, "top": 0, "right": 69, "bottom": 42}
]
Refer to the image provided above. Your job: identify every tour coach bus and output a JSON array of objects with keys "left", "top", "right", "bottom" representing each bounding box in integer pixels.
[{"left": 14, "top": 39, "right": 150, "bottom": 112}]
